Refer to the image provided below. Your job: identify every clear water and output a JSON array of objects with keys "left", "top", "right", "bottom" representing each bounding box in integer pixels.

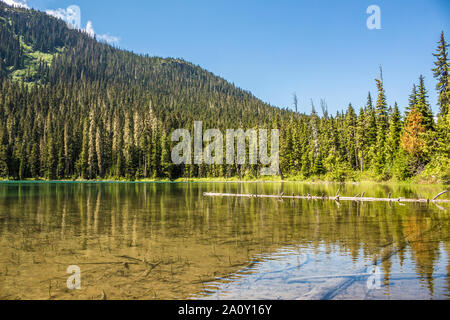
[{"left": 0, "top": 182, "right": 448, "bottom": 300}]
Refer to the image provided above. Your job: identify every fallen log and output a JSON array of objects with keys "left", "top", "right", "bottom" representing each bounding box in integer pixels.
[{"left": 203, "top": 191, "right": 450, "bottom": 203}]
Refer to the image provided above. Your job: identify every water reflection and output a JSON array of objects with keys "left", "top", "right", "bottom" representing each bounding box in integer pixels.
[{"left": 0, "top": 182, "right": 448, "bottom": 300}]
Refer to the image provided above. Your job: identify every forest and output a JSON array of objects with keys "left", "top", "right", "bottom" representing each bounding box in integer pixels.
[{"left": 0, "top": 2, "right": 449, "bottom": 183}]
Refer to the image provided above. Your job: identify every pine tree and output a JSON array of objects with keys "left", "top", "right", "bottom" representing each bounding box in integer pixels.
[
  {"left": 123, "top": 112, "right": 134, "bottom": 179},
  {"left": 280, "top": 124, "right": 293, "bottom": 175},
  {"left": 161, "top": 131, "right": 173, "bottom": 179},
  {"left": 96, "top": 126, "right": 103, "bottom": 177},
  {"left": 375, "top": 68, "right": 388, "bottom": 134},
  {"left": 364, "top": 92, "right": 378, "bottom": 169},
  {"left": 345, "top": 104, "right": 357, "bottom": 169},
  {"left": 312, "top": 153, "right": 325, "bottom": 175},
  {"left": 56, "top": 147, "right": 65, "bottom": 179},
  {"left": 151, "top": 129, "right": 161, "bottom": 178},
  {"left": 432, "top": 31, "right": 449, "bottom": 116},
  {"left": 112, "top": 112, "right": 123, "bottom": 178},
  {"left": 366, "top": 92, "right": 374, "bottom": 111},
  {"left": 434, "top": 75, "right": 450, "bottom": 168},
  {"left": 386, "top": 103, "right": 402, "bottom": 165},
  {"left": 416, "top": 75, "right": 434, "bottom": 131},
  {"left": 76, "top": 119, "right": 89, "bottom": 179},
  {"left": 310, "top": 101, "right": 320, "bottom": 163},
  {"left": 29, "top": 142, "right": 40, "bottom": 178},
  {"left": 406, "top": 84, "right": 417, "bottom": 117},
  {"left": 356, "top": 108, "right": 366, "bottom": 171},
  {"left": 374, "top": 68, "right": 388, "bottom": 174},
  {"left": 0, "top": 124, "right": 9, "bottom": 178},
  {"left": 435, "top": 109, "right": 450, "bottom": 161},
  {"left": 63, "top": 122, "right": 72, "bottom": 177},
  {"left": 291, "top": 120, "right": 303, "bottom": 175},
  {"left": 45, "top": 135, "right": 56, "bottom": 180},
  {"left": 88, "top": 112, "right": 97, "bottom": 179},
  {"left": 18, "top": 141, "right": 27, "bottom": 179}
]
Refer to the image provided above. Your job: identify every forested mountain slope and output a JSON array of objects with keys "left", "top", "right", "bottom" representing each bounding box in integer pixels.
[
  {"left": 0, "top": 2, "right": 449, "bottom": 182},
  {"left": 0, "top": 2, "right": 289, "bottom": 180}
]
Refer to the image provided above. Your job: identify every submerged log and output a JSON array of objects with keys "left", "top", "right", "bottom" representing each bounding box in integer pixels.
[{"left": 203, "top": 191, "right": 450, "bottom": 203}]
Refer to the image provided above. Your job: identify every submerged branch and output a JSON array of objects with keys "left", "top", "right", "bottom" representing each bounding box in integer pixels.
[
  {"left": 204, "top": 191, "right": 450, "bottom": 203},
  {"left": 433, "top": 190, "right": 448, "bottom": 201}
]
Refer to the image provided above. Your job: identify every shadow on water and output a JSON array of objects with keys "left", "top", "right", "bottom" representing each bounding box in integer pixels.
[{"left": 0, "top": 182, "right": 448, "bottom": 300}]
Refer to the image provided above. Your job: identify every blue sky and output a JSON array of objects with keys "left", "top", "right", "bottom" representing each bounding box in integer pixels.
[{"left": 12, "top": 0, "right": 450, "bottom": 115}]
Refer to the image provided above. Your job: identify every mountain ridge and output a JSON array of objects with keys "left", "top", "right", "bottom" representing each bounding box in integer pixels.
[
  {"left": 0, "top": 1, "right": 279, "bottom": 114},
  {"left": 0, "top": 2, "right": 290, "bottom": 180}
]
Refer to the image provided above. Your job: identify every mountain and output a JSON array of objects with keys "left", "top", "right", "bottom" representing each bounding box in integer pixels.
[{"left": 0, "top": 2, "right": 290, "bottom": 180}]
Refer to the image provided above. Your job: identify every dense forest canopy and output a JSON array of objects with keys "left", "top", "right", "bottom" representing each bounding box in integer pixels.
[{"left": 0, "top": 2, "right": 449, "bottom": 182}]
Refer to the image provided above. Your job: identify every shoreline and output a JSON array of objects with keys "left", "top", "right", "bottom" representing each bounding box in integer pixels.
[{"left": 0, "top": 178, "right": 448, "bottom": 186}]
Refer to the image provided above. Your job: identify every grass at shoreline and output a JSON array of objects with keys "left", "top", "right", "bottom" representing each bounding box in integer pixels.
[{"left": 0, "top": 175, "right": 448, "bottom": 185}]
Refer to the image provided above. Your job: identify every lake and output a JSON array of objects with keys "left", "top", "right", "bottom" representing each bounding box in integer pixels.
[{"left": 0, "top": 182, "right": 448, "bottom": 300}]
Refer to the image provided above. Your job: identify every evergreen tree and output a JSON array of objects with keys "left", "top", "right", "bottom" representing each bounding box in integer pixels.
[
  {"left": 374, "top": 68, "right": 388, "bottom": 174},
  {"left": 355, "top": 108, "right": 366, "bottom": 171},
  {"left": 364, "top": 92, "right": 376, "bottom": 135},
  {"left": 406, "top": 84, "right": 417, "bottom": 116},
  {"left": 386, "top": 103, "right": 402, "bottom": 165},
  {"left": 415, "top": 75, "right": 434, "bottom": 131},
  {"left": 344, "top": 104, "right": 357, "bottom": 169},
  {"left": 375, "top": 68, "right": 388, "bottom": 134},
  {"left": 0, "top": 124, "right": 9, "bottom": 178},
  {"left": 432, "top": 31, "right": 449, "bottom": 116}
]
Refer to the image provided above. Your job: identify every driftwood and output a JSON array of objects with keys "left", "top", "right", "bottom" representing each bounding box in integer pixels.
[{"left": 203, "top": 190, "right": 450, "bottom": 203}]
